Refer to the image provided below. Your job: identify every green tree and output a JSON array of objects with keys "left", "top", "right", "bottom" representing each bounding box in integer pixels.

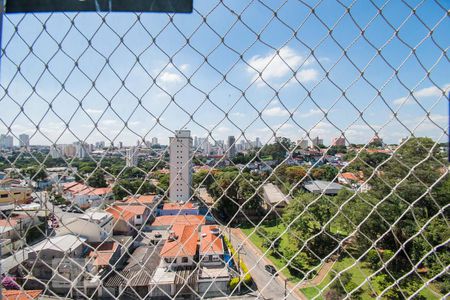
[
  {"left": 87, "top": 170, "right": 107, "bottom": 188},
  {"left": 113, "top": 179, "right": 156, "bottom": 200},
  {"left": 23, "top": 166, "right": 47, "bottom": 182}
]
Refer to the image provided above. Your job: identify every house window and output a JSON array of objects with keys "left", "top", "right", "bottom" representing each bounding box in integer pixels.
[
  {"left": 164, "top": 258, "right": 174, "bottom": 263},
  {"left": 182, "top": 257, "right": 188, "bottom": 263}
]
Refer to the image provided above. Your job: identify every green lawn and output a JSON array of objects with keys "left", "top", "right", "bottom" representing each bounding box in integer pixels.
[
  {"left": 300, "top": 257, "right": 441, "bottom": 300},
  {"left": 241, "top": 221, "right": 302, "bottom": 282},
  {"left": 242, "top": 222, "right": 442, "bottom": 299}
]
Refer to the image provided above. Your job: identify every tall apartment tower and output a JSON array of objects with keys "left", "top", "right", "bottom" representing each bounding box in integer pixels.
[
  {"left": 331, "top": 136, "right": 346, "bottom": 146},
  {"left": 19, "top": 134, "right": 30, "bottom": 148},
  {"left": 227, "top": 136, "right": 236, "bottom": 159},
  {"left": 74, "top": 141, "right": 90, "bottom": 159},
  {"left": 126, "top": 147, "right": 138, "bottom": 167},
  {"left": 169, "top": 130, "right": 193, "bottom": 202}
]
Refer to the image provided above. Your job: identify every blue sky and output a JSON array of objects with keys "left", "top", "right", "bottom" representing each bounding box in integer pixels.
[{"left": 0, "top": 0, "right": 448, "bottom": 147}]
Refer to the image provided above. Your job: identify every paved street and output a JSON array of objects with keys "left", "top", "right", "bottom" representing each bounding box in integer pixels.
[{"left": 229, "top": 229, "right": 302, "bottom": 300}]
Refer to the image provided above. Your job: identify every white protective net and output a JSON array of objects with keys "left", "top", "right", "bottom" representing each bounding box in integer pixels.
[{"left": 0, "top": 0, "right": 448, "bottom": 299}]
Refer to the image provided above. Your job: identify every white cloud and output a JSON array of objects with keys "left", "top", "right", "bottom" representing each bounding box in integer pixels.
[
  {"left": 159, "top": 71, "right": 183, "bottom": 84},
  {"left": 101, "top": 119, "right": 119, "bottom": 126},
  {"left": 216, "top": 126, "right": 232, "bottom": 134},
  {"left": 295, "top": 68, "right": 319, "bottom": 83},
  {"left": 179, "top": 64, "right": 189, "bottom": 71},
  {"left": 393, "top": 83, "right": 450, "bottom": 105},
  {"left": 230, "top": 112, "right": 245, "bottom": 117},
  {"left": 262, "top": 106, "right": 290, "bottom": 117},
  {"left": 247, "top": 46, "right": 316, "bottom": 85},
  {"left": 85, "top": 108, "right": 103, "bottom": 115},
  {"left": 298, "top": 108, "right": 322, "bottom": 118}
]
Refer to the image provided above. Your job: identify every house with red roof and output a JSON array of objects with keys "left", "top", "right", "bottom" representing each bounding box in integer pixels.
[
  {"left": 159, "top": 201, "right": 199, "bottom": 216},
  {"left": 199, "top": 225, "right": 224, "bottom": 267},
  {"left": 2, "top": 289, "right": 42, "bottom": 300},
  {"left": 151, "top": 215, "right": 206, "bottom": 228},
  {"left": 337, "top": 172, "right": 359, "bottom": 185},
  {"left": 106, "top": 204, "right": 149, "bottom": 234},
  {"left": 62, "top": 182, "right": 113, "bottom": 209},
  {"left": 160, "top": 224, "right": 199, "bottom": 270}
]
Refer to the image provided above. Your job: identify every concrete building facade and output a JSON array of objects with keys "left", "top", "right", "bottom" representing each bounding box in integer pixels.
[{"left": 169, "top": 130, "right": 193, "bottom": 202}]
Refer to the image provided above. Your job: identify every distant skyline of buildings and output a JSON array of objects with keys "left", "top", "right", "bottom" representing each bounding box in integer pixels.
[{"left": 0, "top": 131, "right": 410, "bottom": 157}]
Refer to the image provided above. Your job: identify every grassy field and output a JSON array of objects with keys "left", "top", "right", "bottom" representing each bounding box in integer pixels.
[
  {"left": 300, "top": 257, "right": 441, "bottom": 299},
  {"left": 242, "top": 222, "right": 442, "bottom": 299},
  {"left": 241, "top": 221, "right": 302, "bottom": 282}
]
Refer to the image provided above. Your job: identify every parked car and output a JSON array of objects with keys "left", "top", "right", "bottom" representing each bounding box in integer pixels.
[{"left": 264, "top": 264, "right": 277, "bottom": 275}]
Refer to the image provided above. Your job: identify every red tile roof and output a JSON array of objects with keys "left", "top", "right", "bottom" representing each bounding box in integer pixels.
[
  {"left": 152, "top": 215, "right": 206, "bottom": 227},
  {"left": 160, "top": 224, "right": 198, "bottom": 258},
  {"left": 123, "top": 194, "right": 156, "bottom": 205},
  {"left": 88, "top": 242, "right": 119, "bottom": 266},
  {"left": 63, "top": 182, "right": 112, "bottom": 196},
  {"left": 339, "top": 172, "right": 359, "bottom": 181},
  {"left": 106, "top": 205, "right": 147, "bottom": 222},
  {"left": 200, "top": 225, "right": 224, "bottom": 255},
  {"left": 163, "top": 202, "right": 195, "bottom": 210},
  {"left": 3, "top": 290, "right": 42, "bottom": 300}
]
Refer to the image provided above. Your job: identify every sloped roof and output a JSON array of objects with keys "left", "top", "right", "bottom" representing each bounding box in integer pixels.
[
  {"left": 106, "top": 205, "right": 147, "bottom": 222},
  {"left": 339, "top": 172, "right": 359, "bottom": 181},
  {"left": 123, "top": 194, "right": 156, "bottom": 205},
  {"left": 200, "top": 225, "right": 224, "bottom": 255},
  {"left": 88, "top": 241, "right": 119, "bottom": 266},
  {"left": 152, "top": 215, "right": 205, "bottom": 227},
  {"left": 163, "top": 202, "right": 196, "bottom": 210},
  {"left": 160, "top": 224, "right": 198, "bottom": 258},
  {"left": 3, "top": 290, "right": 42, "bottom": 300},
  {"left": 31, "top": 234, "right": 86, "bottom": 253},
  {"left": 63, "top": 182, "right": 112, "bottom": 196}
]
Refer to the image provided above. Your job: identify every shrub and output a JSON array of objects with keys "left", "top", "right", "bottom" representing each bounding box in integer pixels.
[
  {"left": 224, "top": 236, "right": 253, "bottom": 285},
  {"left": 229, "top": 277, "right": 240, "bottom": 290}
]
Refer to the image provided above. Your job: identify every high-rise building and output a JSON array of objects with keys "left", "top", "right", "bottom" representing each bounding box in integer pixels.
[
  {"left": 255, "top": 137, "right": 262, "bottom": 148},
  {"left": 169, "top": 130, "right": 193, "bottom": 202},
  {"left": 200, "top": 138, "right": 211, "bottom": 155},
  {"left": 63, "top": 144, "right": 76, "bottom": 157},
  {"left": 19, "top": 134, "right": 30, "bottom": 148},
  {"left": 193, "top": 136, "right": 199, "bottom": 148},
  {"left": 311, "top": 136, "right": 324, "bottom": 148},
  {"left": 126, "top": 147, "right": 138, "bottom": 167},
  {"left": 50, "top": 145, "right": 62, "bottom": 159},
  {"left": 95, "top": 141, "right": 105, "bottom": 149},
  {"left": 118, "top": 141, "right": 123, "bottom": 149},
  {"left": 297, "top": 139, "right": 309, "bottom": 150},
  {"left": 332, "top": 136, "right": 345, "bottom": 147},
  {"left": 151, "top": 137, "right": 158, "bottom": 145},
  {"left": 227, "top": 136, "right": 236, "bottom": 158},
  {"left": 74, "top": 141, "right": 90, "bottom": 159},
  {"left": 0, "top": 134, "right": 13, "bottom": 149}
]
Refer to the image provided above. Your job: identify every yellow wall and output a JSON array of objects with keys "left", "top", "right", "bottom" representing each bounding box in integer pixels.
[{"left": 0, "top": 188, "right": 32, "bottom": 205}]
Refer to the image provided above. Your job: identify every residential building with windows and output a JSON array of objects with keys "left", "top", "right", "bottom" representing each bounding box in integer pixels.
[
  {"left": 169, "top": 130, "right": 193, "bottom": 202},
  {"left": 332, "top": 136, "right": 346, "bottom": 146},
  {"left": 227, "top": 136, "right": 236, "bottom": 158},
  {"left": 18, "top": 134, "right": 30, "bottom": 148},
  {"left": 160, "top": 224, "right": 198, "bottom": 270}
]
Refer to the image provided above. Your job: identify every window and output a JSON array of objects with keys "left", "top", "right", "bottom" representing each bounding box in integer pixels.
[{"left": 182, "top": 257, "right": 188, "bottom": 263}]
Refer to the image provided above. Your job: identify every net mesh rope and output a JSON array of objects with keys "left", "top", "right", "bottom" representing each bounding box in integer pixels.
[{"left": 0, "top": 0, "right": 448, "bottom": 299}]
